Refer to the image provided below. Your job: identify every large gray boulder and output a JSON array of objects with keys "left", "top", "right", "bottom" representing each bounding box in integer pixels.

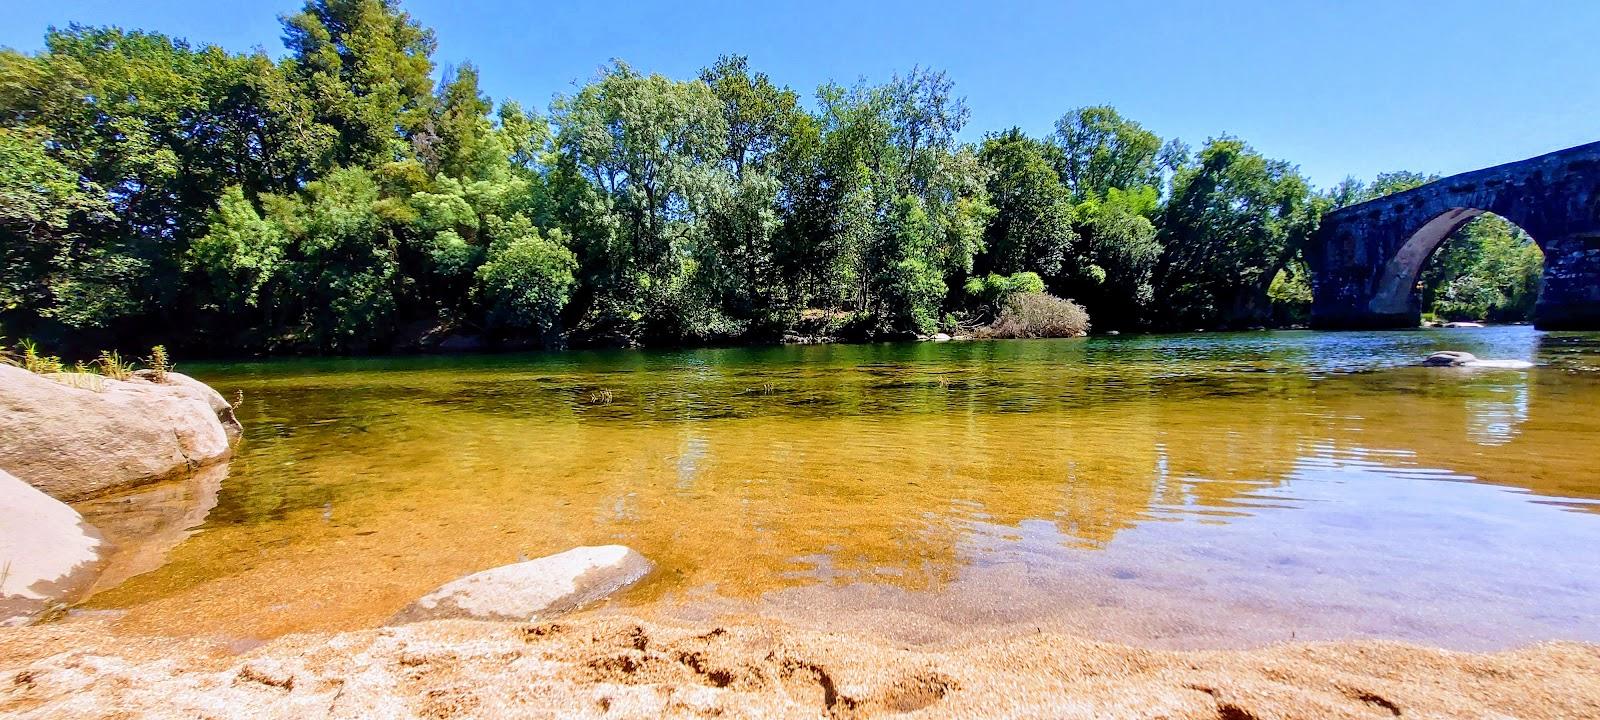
[
  {"left": 0, "top": 468, "right": 104, "bottom": 625},
  {"left": 392, "top": 546, "right": 653, "bottom": 623},
  {"left": 0, "top": 365, "right": 240, "bottom": 501}
]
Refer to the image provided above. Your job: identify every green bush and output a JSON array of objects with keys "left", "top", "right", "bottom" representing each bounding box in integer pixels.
[
  {"left": 964, "top": 271, "right": 1046, "bottom": 315},
  {"left": 1267, "top": 264, "right": 1313, "bottom": 326},
  {"left": 474, "top": 226, "right": 578, "bottom": 334}
]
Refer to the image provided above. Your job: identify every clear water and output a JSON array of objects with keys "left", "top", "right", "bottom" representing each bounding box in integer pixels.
[{"left": 71, "top": 327, "right": 1600, "bottom": 650}]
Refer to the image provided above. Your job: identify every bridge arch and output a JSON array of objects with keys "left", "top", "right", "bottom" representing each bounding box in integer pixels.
[{"left": 1308, "top": 141, "right": 1600, "bottom": 330}]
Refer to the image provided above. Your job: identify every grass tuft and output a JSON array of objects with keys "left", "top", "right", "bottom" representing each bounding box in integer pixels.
[
  {"left": 95, "top": 350, "right": 136, "bottom": 380},
  {"left": 19, "top": 340, "right": 64, "bottom": 375}
]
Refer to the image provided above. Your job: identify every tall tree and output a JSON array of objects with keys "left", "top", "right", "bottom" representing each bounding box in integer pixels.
[
  {"left": 282, "top": 0, "right": 437, "bottom": 165},
  {"left": 977, "top": 128, "right": 1076, "bottom": 278},
  {"left": 1053, "top": 106, "right": 1162, "bottom": 201},
  {"left": 550, "top": 61, "right": 728, "bottom": 341},
  {"left": 1157, "top": 138, "right": 1320, "bottom": 329}
]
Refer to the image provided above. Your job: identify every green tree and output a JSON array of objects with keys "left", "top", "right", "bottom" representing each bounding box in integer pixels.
[
  {"left": 1157, "top": 138, "right": 1321, "bottom": 329},
  {"left": 282, "top": 0, "right": 437, "bottom": 165},
  {"left": 977, "top": 129, "right": 1076, "bottom": 278},
  {"left": 809, "top": 69, "right": 992, "bottom": 335},
  {"left": 1071, "top": 187, "right": 1162, "bottom": 328},
  {"left": 1053, "top": 105, "right": 1163, "bottom": 201},
  {"left": 694, "top": 55, "right": 810, "bottom": 333},
  {"left": 0, "top": 127, "right": 122, "bottom": 332},
  {"left": 550, "top": 61, "right": 728, "bottom": 342}
]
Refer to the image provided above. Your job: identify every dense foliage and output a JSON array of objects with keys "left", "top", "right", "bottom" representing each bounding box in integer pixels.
[{"left": 0, "top": 0, "right": 1542, "bottom": 354}]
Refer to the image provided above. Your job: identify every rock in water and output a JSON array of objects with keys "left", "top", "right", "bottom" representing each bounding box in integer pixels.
[
  {"left": 1423, "top": 351, "right": 1478, "bottom": 367},
  {"left": 393, "top": 546, "right": 653, "bottom": 623},
  {"left": 0, "top": 365, "right": 238, "bottom": 501},
  {"left": 1421, "top": 351, "right": 1534, "bottom": 369},
  {"left": 0, "top": 468, "right": 104, "bottom": 624}
]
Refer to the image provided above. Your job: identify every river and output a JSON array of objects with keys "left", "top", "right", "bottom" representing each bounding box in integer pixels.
[{"left": 70, "top": 326, "right": 1600, "bottom": 651}]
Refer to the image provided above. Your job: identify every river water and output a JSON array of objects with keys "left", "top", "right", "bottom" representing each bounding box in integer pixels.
[{"left": 71, "top": 327, "right": 1600, "bottom": 650}]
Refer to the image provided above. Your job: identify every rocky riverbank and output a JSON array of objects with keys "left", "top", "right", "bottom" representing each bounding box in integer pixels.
[
  {"left": 1, "top": 612, "right": 1596, "bottom": 719},
  {"left": 0, "top": 365, "right": 241, "bottom": 502},
  {"left": 3, "top": 544, "right": 1597, "bottom": 718},
  {"left": 0, "top": 364, "right": 240, "bottom": 625}
]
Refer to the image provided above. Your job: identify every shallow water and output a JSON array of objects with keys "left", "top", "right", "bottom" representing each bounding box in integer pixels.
[{"left": 73, "top": 327, "right": 1600, "bottom": 650}]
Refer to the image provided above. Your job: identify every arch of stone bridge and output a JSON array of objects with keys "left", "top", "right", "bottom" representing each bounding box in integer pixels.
[{"left": 1308, "top": 141, "right": 1600, "bottom": 330}]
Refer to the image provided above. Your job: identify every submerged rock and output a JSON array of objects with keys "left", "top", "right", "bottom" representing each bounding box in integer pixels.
[
  {"left": 0, "top": 468, "right": 104, "bottom": 625},
  {"left": 1443, "top": 321, "right": 1486, "bottom": 328},
  {"left": 1423, "top": 351, "right": 1478, "bottom": 366},
  {"left": 0, "top": 365, "right": 239, "bottom": 502},
  {"left": 392, "top": 545, "right": 653, "bottom": 623}
]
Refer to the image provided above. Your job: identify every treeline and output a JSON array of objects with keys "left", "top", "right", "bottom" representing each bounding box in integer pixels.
[{"left": 0, "top": 0, "right": 1530, "bottom": 355}]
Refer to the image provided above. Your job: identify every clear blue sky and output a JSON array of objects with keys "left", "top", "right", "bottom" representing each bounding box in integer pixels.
[{"left": 5, "top": 0, "right": 1597, "bottom": 188}]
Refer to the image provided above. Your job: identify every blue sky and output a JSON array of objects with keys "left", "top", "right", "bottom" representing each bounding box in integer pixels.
[{"left": 5, "top": 0, "right": 1597, "bottom": 188}]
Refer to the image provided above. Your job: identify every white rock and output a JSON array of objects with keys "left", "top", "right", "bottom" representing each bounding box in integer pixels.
[
  {"left": 1422, "top": 351, "right": 1533, "bottom": 369},
  {"left": 0, "top": 468, "right": 104, "bottom": 624},
  {"left": 932, "top": 333, "right": 952, "bottom": 342},
  {"left": 1422, "top": 351, "right": 1477, "bottom": 367},
  {"left": 1443, "top": 321, "right": 1486, "bottom": 328},
  {"left": 0, "top": 365, "right": 238, "bottom": 501},
  {"left": 392, "top": 546, "right": 653, "bottom": 623},
  {"left": 134, "top": 369, "right": 243, "bottom": 443}
]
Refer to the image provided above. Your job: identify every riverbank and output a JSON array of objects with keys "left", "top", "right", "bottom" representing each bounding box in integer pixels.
[
  {"left": 2, "top": 613, "right": 1596, "bottom": 719},
  {"left": 7, "top": 328, "right": 1598, "bottom": 717}
]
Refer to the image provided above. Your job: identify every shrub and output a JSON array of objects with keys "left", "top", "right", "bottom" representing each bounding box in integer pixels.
[
  {"left": 474, "top": 225, "right": 578, "bottom": 335},
  {"left": 146, "top": 345, "right": 171, "bottom": 383},
  {"left": 978, "top": 292, "right": 1090, "bottom": 339}
]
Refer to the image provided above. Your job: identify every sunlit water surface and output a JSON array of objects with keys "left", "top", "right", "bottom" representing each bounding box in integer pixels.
[{"left": 71, "top": 327, "right": 1600, "bottom": 650}]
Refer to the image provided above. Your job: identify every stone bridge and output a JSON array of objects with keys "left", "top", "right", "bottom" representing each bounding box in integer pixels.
[{"left": 1308, "top": 141, "right": 1600, "bottom": 329}]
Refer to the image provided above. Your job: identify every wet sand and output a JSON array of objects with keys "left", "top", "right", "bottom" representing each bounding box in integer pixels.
[{"left": 2, "top": 613, "right": 1596, "bottom": 719}]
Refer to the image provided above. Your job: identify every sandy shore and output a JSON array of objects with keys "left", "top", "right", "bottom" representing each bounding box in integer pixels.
[{"left": 2, "top": 613, "right": 1596, "bottom": 719}]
